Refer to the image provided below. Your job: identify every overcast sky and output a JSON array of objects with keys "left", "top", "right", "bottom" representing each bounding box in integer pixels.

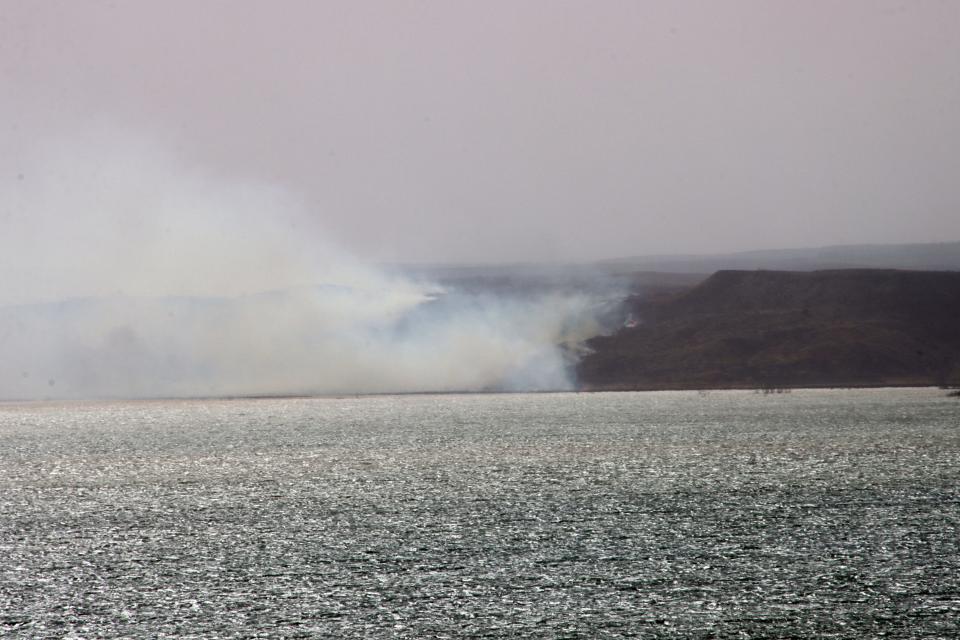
[{"left": 3, "top": 0, "right": 959, "bottom": 264}]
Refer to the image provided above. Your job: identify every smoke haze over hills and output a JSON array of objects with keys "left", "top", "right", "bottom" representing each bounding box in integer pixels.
[{"left": 0, "top": 130, "right": 619, "bottom": 400}]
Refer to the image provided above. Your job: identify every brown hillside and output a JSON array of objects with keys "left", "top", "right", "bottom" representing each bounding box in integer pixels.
[{"left": 578, "top": 269, "right": 960, "bottom": 390}]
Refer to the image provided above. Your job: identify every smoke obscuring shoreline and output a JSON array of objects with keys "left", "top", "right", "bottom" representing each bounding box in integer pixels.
[{"left": 1, "top": 129, "right": 620, "bottom": 400}]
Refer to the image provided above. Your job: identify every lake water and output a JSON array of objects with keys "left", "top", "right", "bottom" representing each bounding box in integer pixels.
[{"left": 1, "top": 388, "right": 958, "bottom": 638}]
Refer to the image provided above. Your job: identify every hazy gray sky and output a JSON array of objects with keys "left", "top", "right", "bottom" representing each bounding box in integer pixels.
[{"left": 3, "top": 0, "right": 959, "bottom": 264}]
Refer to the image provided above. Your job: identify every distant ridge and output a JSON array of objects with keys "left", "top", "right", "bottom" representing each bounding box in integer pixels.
[
  {"left": 392, "top": 241, "right": 960, "bottom": 283},
  {"left": 578, "top": 268, "right": 960, "bottom": 391},
  {"left": 600, "top": 241, "right": 960, "bottom": 273}
]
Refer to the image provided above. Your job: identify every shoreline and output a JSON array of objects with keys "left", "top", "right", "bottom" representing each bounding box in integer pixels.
[{"left": 1, "top": 383, "right": 952, "bottom": 408}]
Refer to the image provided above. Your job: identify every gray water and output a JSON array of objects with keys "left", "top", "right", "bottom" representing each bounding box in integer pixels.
[{"left": 1, "top": 389, "right": 958, "bottom": 638}]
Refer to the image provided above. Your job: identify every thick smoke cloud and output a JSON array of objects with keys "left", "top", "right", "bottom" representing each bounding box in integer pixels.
[{"left": 1, "top": 128, "right": 613, "bottom": 400}]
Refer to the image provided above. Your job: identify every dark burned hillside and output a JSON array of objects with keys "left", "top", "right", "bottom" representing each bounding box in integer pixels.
[{"left": 578, "top": 269, "right": 960, "bottom": 390}]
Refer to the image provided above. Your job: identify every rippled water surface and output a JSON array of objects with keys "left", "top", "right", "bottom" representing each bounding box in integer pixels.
[{"left": 1, "top": 389, "right": 958, "bottom": 638}]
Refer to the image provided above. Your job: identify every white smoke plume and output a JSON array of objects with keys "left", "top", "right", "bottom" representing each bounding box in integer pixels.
[{"left": 1, "top": 127, "right": 614, "bottom": 400}]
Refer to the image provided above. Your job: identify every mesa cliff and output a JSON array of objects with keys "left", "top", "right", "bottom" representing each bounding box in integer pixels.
[{"left": 577, "top": 269, "right": 960, "bottom": 390}]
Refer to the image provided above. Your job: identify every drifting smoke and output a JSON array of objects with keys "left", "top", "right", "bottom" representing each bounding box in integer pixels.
[{"left": 1, "top": 127, "right": 619, "bottom": 400}]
